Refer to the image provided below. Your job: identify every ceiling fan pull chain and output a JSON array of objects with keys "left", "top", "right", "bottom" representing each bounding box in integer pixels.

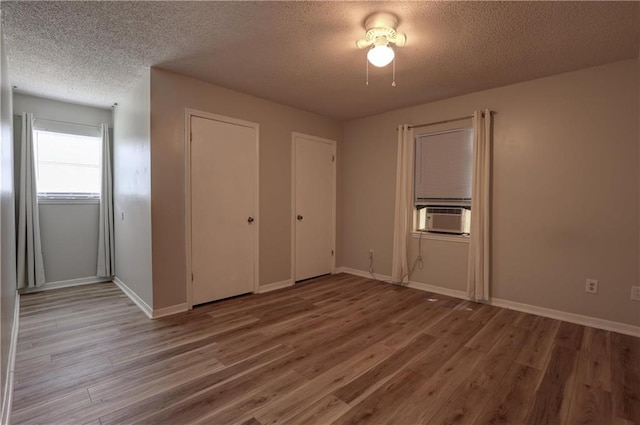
[
  {"left": 366, "top": 56, "right": 369, "bottom": 86},
  {"left": 392, "top": 57, "right": 396, "bottom": 87}
]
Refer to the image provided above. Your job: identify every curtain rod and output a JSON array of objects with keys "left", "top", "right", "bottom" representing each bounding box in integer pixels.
[
  {"left": 13, "top": 114, "right": 101, "bottom": 129},
  {"left": 407, "top": 110, "right": 495, "bottom": 130},
  {"left": 35, "top": 117, "right": 101, "bottom": 129},
  {"left": 408, "top": 115, "right": 472, "bottom": 129}
]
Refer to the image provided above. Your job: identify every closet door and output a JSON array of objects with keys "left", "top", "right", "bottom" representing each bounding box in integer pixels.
[
  {"left": 293, "top": 133, "right": 336, "bottom": 282},
  {"left": 190, "top": 115, "right": 257, "bottom": 305}
]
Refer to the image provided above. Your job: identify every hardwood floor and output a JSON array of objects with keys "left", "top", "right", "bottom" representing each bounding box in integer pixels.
[{"left": 11, "top": 273, "right": 640, "bottom": 425}]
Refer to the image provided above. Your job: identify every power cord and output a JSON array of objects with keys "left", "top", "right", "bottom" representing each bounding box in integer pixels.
[{"left": 369, "top": 231, "right": 425, "bottom": 287}]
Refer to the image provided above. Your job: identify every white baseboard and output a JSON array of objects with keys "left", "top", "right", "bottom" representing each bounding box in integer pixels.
[
  {"left": 113, "top": 276, "right": 153, "bottom": 319},
  {"left": 490, "top": 297, "right": 640, "bottom": 337},
  {"left": 340, "top": 267, "right": 640, "bottom": 337},
  {"left": 257, "top": 279, "right": 293, "bottom": 294},
  {"left": 406, "top": 280, "right": 468, "bottom": 300},
  {"left": 19, "top": 276, "right": 112, "bottom": 294},
  {"left": 338, "top": 266, "right": 392, "bottom": 282},
  {"left": 1, "top": 292, "right": 20, "bottom": 425},
  {"left": 114, "top": 277, "right": 189, "bottom": 319},
  {"left": 152, "top": 303, "right": 188, "bottom": 319}
]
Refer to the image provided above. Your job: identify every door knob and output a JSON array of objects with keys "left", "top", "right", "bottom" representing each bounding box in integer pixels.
[
  {"left": 247, "top": 217, "right": 254, "bottom": 223},
  {"left": 297, "top": 215, "right": 303, "bottom": 221}
]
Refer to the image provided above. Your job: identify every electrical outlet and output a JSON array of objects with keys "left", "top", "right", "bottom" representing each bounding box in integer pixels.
[
  {"left": 631, "top": 286, "right": 640, "bottom": 301},
  {"left": 585, "top": 279, "right": 598, "bottom": 294},
  {"left": 368, "top": 249, "right": 374, "bottom": 259}
]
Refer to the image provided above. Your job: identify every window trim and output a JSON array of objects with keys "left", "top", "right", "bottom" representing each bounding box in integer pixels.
[{"left": 38, "top": 196, "right": 100, "bottom": 205}]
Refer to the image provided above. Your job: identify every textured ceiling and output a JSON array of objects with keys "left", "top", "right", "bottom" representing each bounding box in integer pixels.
[{"left": 1, "top": 1, "right": 639, "bottom": 119}]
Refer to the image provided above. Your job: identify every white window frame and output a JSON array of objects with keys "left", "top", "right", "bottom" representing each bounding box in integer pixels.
[
  {"left": 37, "top": 196, "right": 100, "bottom": 205},
  {"left": 413, "top": 127, "right": 473, "bottom": 239},
  {"left": 32, "top": 128, "right": 102, "bottom": 203}
]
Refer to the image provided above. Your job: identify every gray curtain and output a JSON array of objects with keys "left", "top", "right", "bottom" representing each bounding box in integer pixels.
[
  {"left": 17, "top": 112, "right": 46, "bottom": 288},
  {"left": 97, "top": 123, "right": 114, "bottom": 277}
]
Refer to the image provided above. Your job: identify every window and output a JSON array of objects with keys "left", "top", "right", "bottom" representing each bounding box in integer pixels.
[
  {"left": 33, "top": 130, "right": 101, "bottom": 199},
  {"left": 414, "top": 128, "right": 473, "bottom": 234}
]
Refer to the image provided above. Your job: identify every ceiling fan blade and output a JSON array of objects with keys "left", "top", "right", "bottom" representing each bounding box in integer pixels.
[{"left": 356, "top": 38, "right": 372, "bottom": 49}]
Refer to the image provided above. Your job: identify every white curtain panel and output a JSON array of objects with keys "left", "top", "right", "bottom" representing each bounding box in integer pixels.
[
  {"left": 467, "top": 109, "right": 492, "bottom": 301},
  {"left": 17, "top": 112, "right": 46, "bottom": 288},
  {"left": 391, "top": 124, "right": 415, "bottom": 283},
  {"left": 97, "top": 124, "right": 115, "bottom": 277}
]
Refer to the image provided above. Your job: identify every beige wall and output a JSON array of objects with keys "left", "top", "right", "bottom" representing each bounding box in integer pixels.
[
  {"left": 0, "top": 27, "right": 16, "bottom": 415},
  {"left": 150, "top": 68, "right": 342, "bottom": 309},
  {"left": 113, "top": 70, "right": 153, "bottom": 307},
  {"left": 342, "top": 59, "right": 640, "bottom": 326}
]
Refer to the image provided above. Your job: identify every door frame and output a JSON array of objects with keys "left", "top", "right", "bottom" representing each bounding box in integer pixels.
[
  {"left": 185, "top": 109, "right": 260, "bottom": 309},
  {"left": 290, "top": 132, "right": 337, "bottom": 283}
]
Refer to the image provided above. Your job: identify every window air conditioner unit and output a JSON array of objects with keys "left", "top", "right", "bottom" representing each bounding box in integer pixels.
[{"left": 418, "top": 207, "right": 471, "bottom": 235}]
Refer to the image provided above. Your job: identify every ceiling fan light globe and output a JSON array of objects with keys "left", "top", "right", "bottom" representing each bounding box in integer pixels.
[{"left": 367, "top": 44, "right": 394, "bottom": 67}]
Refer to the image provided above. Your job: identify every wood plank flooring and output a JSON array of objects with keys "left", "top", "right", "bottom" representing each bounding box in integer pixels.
[{"left": 11, "top": 273, "right": 640, "bottom": 425}]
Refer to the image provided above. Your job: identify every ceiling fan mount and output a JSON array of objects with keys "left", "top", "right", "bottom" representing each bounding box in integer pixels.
[{"left": 356, "top": 12, "right": 407, "bottom": 49}]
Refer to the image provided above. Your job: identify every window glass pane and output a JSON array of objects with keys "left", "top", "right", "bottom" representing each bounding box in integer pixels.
[
  {"left": 34, "top": 131, "right": 101, "bottom": 195},
  {"left": 36, "top": 163, "right": 101, "bottom": 194}
]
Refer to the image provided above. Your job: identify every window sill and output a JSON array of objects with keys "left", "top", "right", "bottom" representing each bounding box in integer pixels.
[
  {"left": 38, "top": 198, "right": 100, "bottom": 205},
  {"left": 410, "top": 232, "right": 470, "bottom": 243}
]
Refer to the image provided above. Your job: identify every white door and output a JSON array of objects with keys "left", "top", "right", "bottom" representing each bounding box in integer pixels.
[
  {"left": 293, "top": 134, "right": 335, "bottom": 282},
  {"left": 191, "top": 115, "right": 257, "bottom": 305}
]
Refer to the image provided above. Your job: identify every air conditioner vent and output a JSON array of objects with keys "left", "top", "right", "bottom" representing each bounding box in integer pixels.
[{"left": 426, "top": 207, "right": 463, "bottom": 215}]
